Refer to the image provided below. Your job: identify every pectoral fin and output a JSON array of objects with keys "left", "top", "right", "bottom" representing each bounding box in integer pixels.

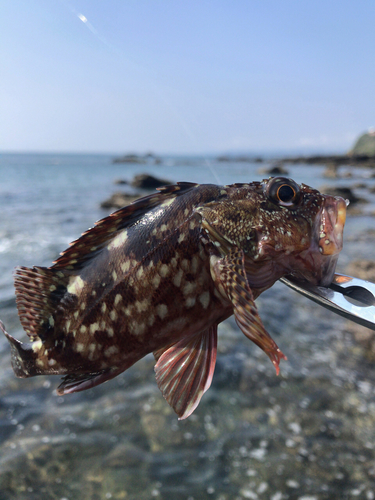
[
  {"left": 154, "top": 325, "right": 217, "bottom": 420},
  {"left": 215, "top": 250, "right": 287, "bottom": 374}
]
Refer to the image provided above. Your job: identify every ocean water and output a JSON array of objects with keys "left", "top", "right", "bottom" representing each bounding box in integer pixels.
[{"left": 0, "top": 153, "right": 375, "bottom": 500}]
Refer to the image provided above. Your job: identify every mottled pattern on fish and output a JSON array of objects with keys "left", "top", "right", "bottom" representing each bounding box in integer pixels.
[{"left": 1, "top": 178, "right": 347, "bottom": 419}]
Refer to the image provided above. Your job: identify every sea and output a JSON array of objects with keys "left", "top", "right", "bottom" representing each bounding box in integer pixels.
[{"left": 0, "top": 153, "right": 375, "bottom": 500}]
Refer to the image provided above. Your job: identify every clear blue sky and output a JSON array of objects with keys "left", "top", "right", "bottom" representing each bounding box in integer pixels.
[{"left": 1, "top": 0, "right": 374, "bottom": 154}]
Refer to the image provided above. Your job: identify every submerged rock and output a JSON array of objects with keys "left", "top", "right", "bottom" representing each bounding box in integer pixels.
[
  {"left": 112, "top": 153, "right": 162, "bottom": 164},
  {"left": 130, "top": 174, "right": 171, "bottom": 189},
  {"left": 100, "top": 192, "right": 141, "bottom": 209},
  {"left": 258, "top": 164, "right": 289, "bottom": 176}
]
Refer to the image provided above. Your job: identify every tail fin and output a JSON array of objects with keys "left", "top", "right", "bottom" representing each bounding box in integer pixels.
[{"left": 0, "top": 320, "right": 40, "bottom": 377}]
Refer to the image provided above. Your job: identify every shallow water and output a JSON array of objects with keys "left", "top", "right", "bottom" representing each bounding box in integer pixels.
[{"left": 1, "top": 154, "right": 375, "bottom": 500}]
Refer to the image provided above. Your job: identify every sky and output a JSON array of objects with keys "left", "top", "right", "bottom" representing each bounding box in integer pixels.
[{"left": 1, "top": 0, "right": 375, "bottom": 154}]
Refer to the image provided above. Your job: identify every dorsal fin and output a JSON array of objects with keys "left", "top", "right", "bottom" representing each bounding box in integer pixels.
[{"left": 53, "top": 182, "right": 199, "bottom": 271}]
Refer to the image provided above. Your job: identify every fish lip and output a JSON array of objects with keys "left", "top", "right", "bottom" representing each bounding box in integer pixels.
[
  {"left": 313, "top": 195, "right": 347, "bottom": 286},
  {"left": 316, "top": 195, "right": 347, "bottom": 257},
  {"left": 287, "top": 195, "right": 347, "bottom": 287}
]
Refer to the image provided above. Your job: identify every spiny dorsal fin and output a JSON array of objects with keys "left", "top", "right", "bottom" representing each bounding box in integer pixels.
[
  {"left": 52, "top": 182, "right": 199, "bottom": 271},
  {"left": 14, "top": 266, "right": 68, "bottom": 340}
]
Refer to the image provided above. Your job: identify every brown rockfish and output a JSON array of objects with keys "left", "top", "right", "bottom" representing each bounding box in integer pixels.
[{"left": 1, "top": 177, "right": 347, "bottom": 419}]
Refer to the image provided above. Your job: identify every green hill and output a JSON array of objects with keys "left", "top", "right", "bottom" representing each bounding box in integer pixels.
[{"left": 350, "top": 130, "right": 375, "bottom": 156}]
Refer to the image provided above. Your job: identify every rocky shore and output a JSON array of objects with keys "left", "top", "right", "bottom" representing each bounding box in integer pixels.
[{"left": 216, "top": 154, "right": 375, "bottom": 169}]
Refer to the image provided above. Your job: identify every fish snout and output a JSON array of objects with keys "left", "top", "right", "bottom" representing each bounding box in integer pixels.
[
  {"left": 318, "top": 196, "right": 347, "bottom": 257},
  {"left": 313, "top": 195, "right": 347, "bottom": 287}
]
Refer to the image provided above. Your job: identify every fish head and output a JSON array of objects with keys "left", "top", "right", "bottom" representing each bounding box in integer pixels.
[
  {"left": 197, "top": 177, "right": 347, "bottom": 289},
  {"left": 257, "top": 177, "right": 348, "bottom": 286}
]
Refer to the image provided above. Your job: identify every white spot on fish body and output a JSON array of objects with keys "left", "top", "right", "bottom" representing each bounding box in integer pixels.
[
  {"left": 104, "top": 345, "right": 119, "bottom": 357},
  {"left": 107, "top": 327, "right": 114, "bottom": 337},
  {"left": 156, "top": 304, "right": 168, "bottom": 320},
  {"left": 90, "top": 323, "right": 99, "bottom": 334},
  {"left": 114, "top": 294, "right": 122, "bottom": 306},
  {"left": 129, "top": 322, "right": 146, "bottom": 336},
  {"left": 101, "top": 303, "right": 107, "bottom": 313},
  {"left": 80, "top": 325, "right": 87, "bottom": 333},
  {"left": 110, "top": 310, "right": 118, "bottom": 321},
  {"left": 161, "top": 198, "right": 175, "bottom": 208},
  {"left": 67, "top": 275, "right": 85, "bottom": 296},
  {"left": 185, "top": 296, "right": 196, "bottom": 308},
  {"left": 160, "top": 224, "right": 168, "bottom": 232},
  {"left": 159, "top": 264, "right": 170, "bottom": 278},
  {"left": 136, "top": 267, "right": 144, "bottom": 280},
  {"left": 199, "top": 291, "right": 210, "bottom": 309},
  {"left": 32, "top": 340, "right": 42, "bottom": 353},
  {"left": 108, "top": 230, "right": 128, "bottom": 250},
  {"left": 124, "top": 306, "right": 132, "bottom": 316},
  {"left": 152, "top": 274, "right": 161, "bottom": 289},
  {"left": 120, "top": 261, "right": 131, "bottom": 273},
  {"left": 76, "top": 343, "right": 85, "bottom": 353},
  {"left": 136, "top": 299, "right": 150, "bottom": 313},
  {"left": 172, "top": 269, "right": 183, "bottom": 288},
  {"left": 112, "top": 270, "right": 118, "bottom": 281},
  {"left": 181, "top": 259, "right": 189, "bottom": 271},
  {"left": 183, "top": 281, "right": 197, "bottom": 296},
  {"left": 178, "top": 233, "right": 185, "bottom": 243}
]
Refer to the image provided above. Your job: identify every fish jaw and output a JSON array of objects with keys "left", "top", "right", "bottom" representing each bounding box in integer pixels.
[
  {"left": 289, "top": 195, "right": 347, "bottom": 287},
  {"left": 317, "top": 195, "right": 347, "bottom": 258}
]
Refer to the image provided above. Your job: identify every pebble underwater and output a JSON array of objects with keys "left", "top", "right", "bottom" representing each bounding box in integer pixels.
[{"left": 0, "top": 177, "right": 347, "bottom": 419}]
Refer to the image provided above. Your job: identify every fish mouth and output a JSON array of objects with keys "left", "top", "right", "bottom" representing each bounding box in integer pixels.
[
  {"left": 317, "top": 195, "right": 347, "bottom": 257},
  {"left": 290, "top": 195, "right": 347, "bottom": 287}
]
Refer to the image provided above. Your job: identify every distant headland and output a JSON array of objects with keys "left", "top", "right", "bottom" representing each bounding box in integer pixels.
[{"left": 112, "top": 129, "right": 375, "bottom": 168}]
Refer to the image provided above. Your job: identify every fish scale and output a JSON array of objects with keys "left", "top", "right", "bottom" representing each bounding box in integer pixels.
[{"left": 1, "top": 178, "right": 347, "bottom": 419}]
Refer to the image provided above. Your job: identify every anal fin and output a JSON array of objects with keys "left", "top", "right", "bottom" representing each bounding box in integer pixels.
[
  {"left": 56, "top": 368, "right": 121, "bottom": 395},
  {"left": 154, "top": 325, "right": 217, "bottom": 420}
]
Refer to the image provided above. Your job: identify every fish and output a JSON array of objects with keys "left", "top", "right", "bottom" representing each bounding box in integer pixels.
[{"left": 0, "top": 177, "right": 347, "bottom": 419}]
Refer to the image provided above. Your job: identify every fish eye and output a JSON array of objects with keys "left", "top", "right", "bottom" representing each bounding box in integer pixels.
[{"left": 265, "top": 177, "right": 301, "bottom": 207}]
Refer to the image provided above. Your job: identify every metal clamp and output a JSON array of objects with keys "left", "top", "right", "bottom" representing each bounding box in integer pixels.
[{"left": 280, "top": 273, "right": 375, "bottom": 331}]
